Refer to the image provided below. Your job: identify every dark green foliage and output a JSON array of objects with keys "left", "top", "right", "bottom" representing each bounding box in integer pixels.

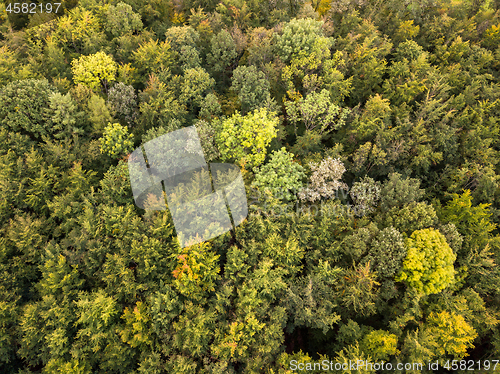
[
  {"left": 0, "top": 79, "right": 56, "bottom": 140},
  {"left": 207, "top": 29, "right": 237, "bottom": 78},
  {"left": 230, "top": 65, "right": 272, "bottom": 113},
  {"left": 364, "top": 226, "right": 406, "bottom": 279},
  {"left": 379, "top": 172, "right": 425, "bottom": 212}
]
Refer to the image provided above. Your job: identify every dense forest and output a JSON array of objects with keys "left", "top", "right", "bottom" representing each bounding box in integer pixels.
[{"left": 1, "top": 0, "right": 500, "bottom": 372}]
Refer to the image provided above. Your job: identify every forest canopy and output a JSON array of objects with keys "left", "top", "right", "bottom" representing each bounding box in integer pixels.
[{"left": 1, "top": 0, "right": 500, "bottom": 373}]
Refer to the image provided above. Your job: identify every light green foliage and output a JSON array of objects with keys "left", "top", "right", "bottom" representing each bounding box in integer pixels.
[
  {"left": 48, "top": 92, "right": 84, "bottom": 139},
  {"left": 437, "top": 223, "right": 463, "bottom": 254},
  {"left": 0, "top": 46, "right": 33, "bottom": 85},
  {"left": 336, "top": 262, "right": 380, "bottom": 317},
  {"left": 141, "top": 121, "right": 182, "bottom": 144},
  {"left": 341, "top": 223, "right": 379, "bottom": 263},
  {"left": 342, "top": 21, "right": 392, "bottom": 104},
  {"left": 352, "top": 94, "right": 392, "bottom": 140},
  {"left": 74, "top": 290, "right": 119, "bottom": 353},
  {"left": 100, "top": 123, "right": 134, "bottom": 158},
  {"left": 350, "top": 176, "right": 382, "bottom": 216},
  {"left": 98, "top": 160, "right": 133, "bottom": 206},
  {"left": 207, "top": 30, "right": 238, "bottom": 75},
  {"left": 0, "top": 79, "right": 56, "bottom": 139},
  {"left": 53, "top": 7, "right": 105, "bottom": 55},
  {"left": 165, "top": 26, "right": 202, "bottom": 71},
  {"left": 87, "top": 94, "right": 113, "bottom": 134},
  {"left": 178, "top": 45, "right": 202, "bottom": 71},
  {"left": 393, "top": 20, "right": 420, "bottom": 44},
  {"left": 71, "top": 52, "right": 118, "bottom": 91},
  {"left": 132, "top": 39, "right": 174, "bottom": 76},
  {"left": 286, "top": 89, "right": 349, "bottom": 135},
  {"left": 482, "top": 23, "right": 500, "bottom": 50},
  {"left": 334, "top": 343, "right": 373, "bottom": 374},
  {"left": 275, "top": 18, "right": 331, "bottom": 62},
  {"left": 360, "top": 329, "right": 399, "bottom": 361},
  {"left": 105, "top": 2, "right": 143, "bottom": 37},
  {"left": 281, "top": 40, "right": 351, "bottom": 103},
  {"left": 395, "top": 39, "right": 425, "bottom": 61},
  {"left": 252, "top": 148, "right": 306, "bottom": 202},
  {"left": 216, "top": 108, "right": 278, "bottom": 168},
  {"left": 2, "top": 0, "right": 500, "bottom": 371},
  {"left": 397, "top": 228, "right": 456, "bottom": 295},
  {"left": 422, "top": 311, "right": 478, "bottom": 359},
  {"left": 365, "top": 226, "right": 407, "bottom": 279},
  {"left": 164, "top": 25, "right": 200, "bottom": 51},
  {"left": 287, "top": 260, "right": 342, "bottom": 333},
  {"left": 230, "top": 65, "right": 271, "bottom": 113},
  {"left": 180, "top": 67, "right": 215, "bottom": 110},
  {"left": 440, "top": 190, "right": 496, "bottom": 251},
  {"left": 119, "top": 301, "right": 151, "bottom": 349},
  {"left": 382, "top": 45, "right": 430, "bottom": 106}
]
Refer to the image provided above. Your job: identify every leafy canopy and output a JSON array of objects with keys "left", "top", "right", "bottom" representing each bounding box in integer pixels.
[
  {"left": 71, "top": 52, "right": 118, "bottom": 91},
  {"left": 216, "top": 107, "right": 278, "bottom": 168},
  {"left": 251, "top": 147, "right": 306, "bottom": 202},
  {"left": 396, "top": 228, "right": 456, "bottom": 295}
]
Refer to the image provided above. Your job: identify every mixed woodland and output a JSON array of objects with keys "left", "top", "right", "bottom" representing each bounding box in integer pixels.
[{"left": 1, "top": 0, "right": 500, "bottom": 372}]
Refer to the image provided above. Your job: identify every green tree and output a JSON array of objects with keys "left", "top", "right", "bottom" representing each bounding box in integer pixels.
[
  {"left": 251, "top": 147, "right": 306, "bottom": 202},
  {"left": 380, "top": 173, "right": 425, "bottom": 212},
  {"left": 53, "top": 6, "right": 106, "bottom": 55},
  {"left": 87, "top": 94, "right": 113, "bottom": 134},
  {"left": 420, "top": 311, "right": 478, "bottom": 359},
  {"left": 365, "top": 226, "right": 406, "bottom": 279},
  {"left": 439, "top": 189, "right": 496, "bottom": 253},
  {"left": 230, "top": 65, "right": 272, "bottom": 113},
  {"left": 137, "top": 74, "right": 187, "bottom": 133},
  {"left": 396, "top": 228, "right": 456, "bottom": 295},
  {"left": 275, "top": 18, "right": 331, "bottom": 62},
  {"left": 105, "top": 2, "right": 143, "bottom": 37},
  {"left": 285, "top": 89, "right": 349, "bottom": 142},
  {"left": 48, "top": 92, "right": 85, "bottom": 139},
  {"left": 100, "top": 123, "right": 134, "bottom": 158},
  {"left": 71, "top": 52, "right": 118, "bottom": 92},
  {"left": 216, "top": 108, "right": 278, "bottom": 168},
  {"left": 360, "top": 329, "right": 399, "bottom": 361},
  {"left": 199, "top": 93, "right": 222, "bottom": 121},
  {"left": 207, "top": 30, "right": 237, "bottom": 77},
  {"left": 381, "top": 201, "right": 438, "bottom": 234},
  {"left": 132, "top": 39, "right": 174, "bottom": 78},
  {"left": 194, "top": 119, "right": 220, "bottom": 162},
  {"left": 164, "top": 25, "right": 201, "bottom": 72},
  {"left": 0, "top": 79, "right": 56, "bottom": 140},
  {"left": 179, "top": 67, "right": 215, "bottom": 112}
]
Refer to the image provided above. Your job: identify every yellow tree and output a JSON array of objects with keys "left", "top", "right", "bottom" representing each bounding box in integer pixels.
[{"left": 71, "top": 51, "right": 117, "bottom": 92}]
